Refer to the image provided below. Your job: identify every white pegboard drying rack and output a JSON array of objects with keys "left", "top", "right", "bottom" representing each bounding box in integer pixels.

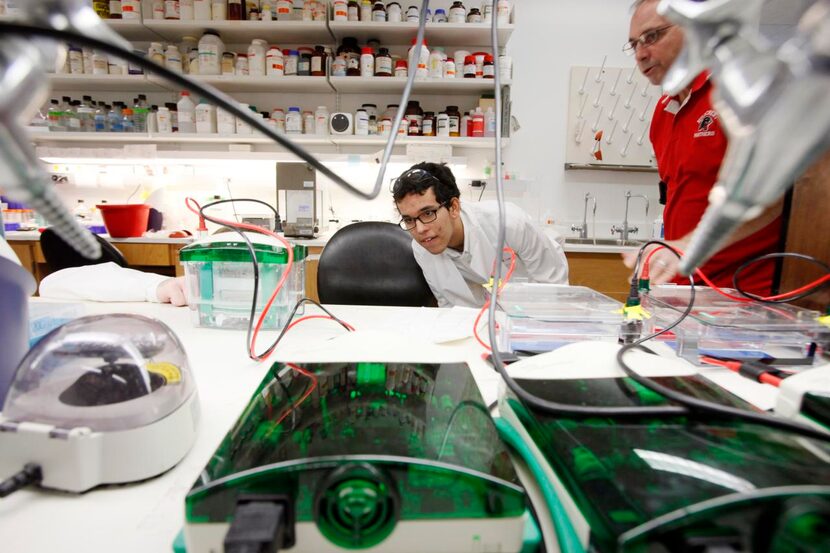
[{"left": 565, "top": 60, "right": 662, "bottom": 171}]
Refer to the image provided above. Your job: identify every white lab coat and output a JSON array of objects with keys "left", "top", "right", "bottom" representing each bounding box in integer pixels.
[
  {"left": 39, "top": 262, "right": 170, "bottom": 303},
  {"left": 412, "top": 201, "right": 569, "bottom": 308}
]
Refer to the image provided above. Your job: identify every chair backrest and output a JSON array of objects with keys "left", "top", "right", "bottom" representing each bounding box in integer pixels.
[
  {"left": 40, "top": 228, "right": 129, "bottom": 273},
  {"left": 317, "top": 222, "right": 435, "bottom": 307}
]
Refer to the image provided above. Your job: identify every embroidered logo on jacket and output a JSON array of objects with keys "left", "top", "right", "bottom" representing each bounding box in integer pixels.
[{"left": 694, "top": 110, "right": 718, "bottom": 138}]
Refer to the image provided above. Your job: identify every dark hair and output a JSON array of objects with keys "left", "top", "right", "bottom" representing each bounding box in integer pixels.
[{"left": 392, "top": 162, "right": 461, "bottom": 204}]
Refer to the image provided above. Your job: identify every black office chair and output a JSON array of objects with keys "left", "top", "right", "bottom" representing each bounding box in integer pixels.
[
  {"left": 317, "top": 222, "right": 435, "bottom": 307},
  {"left": 40, "top": 228, "right": 128, "bottom": 273}
]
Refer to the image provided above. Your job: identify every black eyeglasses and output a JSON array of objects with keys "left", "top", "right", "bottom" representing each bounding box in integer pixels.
[
  {"left": 399, "top": 202, "right": 450, "bottom": 230},
  {"left": 623, "top": 24, "right": 675, "bottom": 55}
]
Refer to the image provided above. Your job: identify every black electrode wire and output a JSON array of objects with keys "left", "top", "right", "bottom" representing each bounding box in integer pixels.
[
  {"left": 266, "top": 297, "right": 355, "bottom": 358},
  {"left": 199, "top": 199, "right": 352, "bottom": 360},
  {"left": 734, "top": 252, "right": 830, "bottom": 303},
  {"left": 614, "top": 245, "right": 830, "bottom": 443},
  {"left": 482, "top": 4, "right": 683, "bottom": 418},
  {"left": 0, "top": 19, "right": 426, "bottom": 201}
]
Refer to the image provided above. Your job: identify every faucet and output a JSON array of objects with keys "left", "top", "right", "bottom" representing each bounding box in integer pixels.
[
  {"left": 611, "top": 190, "right": 649, "bottom": 242},
  {"left": 570, "top": 192, "right": 596, "bottom": 239}
]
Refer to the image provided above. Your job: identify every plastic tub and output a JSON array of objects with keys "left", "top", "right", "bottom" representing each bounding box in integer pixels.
[{"left": 97, "top": 203, "right": 150, "bottom": 238}]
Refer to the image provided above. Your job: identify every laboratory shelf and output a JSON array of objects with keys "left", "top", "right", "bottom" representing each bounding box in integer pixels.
[
  {"left": 329, "top": 76, "right": 507, "bottom": 94},
  {"left": 29, "top": 131, "right": 505, "bottom": 150},
  {"left": 332, "top": 136, "right": 508, "bottom": 149},
  {"left": 48, "top": 74, "right": 169, "bottom": 92},
  {"left": 105, "top": 19, "right": 166, "bottom": 41},
  {"left": 141, "top": 20, "right": 332, "bottom": 44},
  {"left": 148, "top": 74, "right": 334, "bottom": 93},
  {"left": 327, "top": 21, "right": 514, "bottom": 47}
]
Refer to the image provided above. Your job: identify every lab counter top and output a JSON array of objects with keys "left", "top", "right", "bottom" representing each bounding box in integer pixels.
[
  {"left": 3, "top": 230, "right": 330, "bottom": 247},
  {"left": 0, "top": 299, "right": 782, "bottom": 553}
]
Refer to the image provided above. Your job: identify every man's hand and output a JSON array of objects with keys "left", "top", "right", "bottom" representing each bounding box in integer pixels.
[
  {"left": 156, "top": 276, "right": 187, "bottom": 306},
  {"left": 621, "top": 238, "right": 689, "bottom": 285}
]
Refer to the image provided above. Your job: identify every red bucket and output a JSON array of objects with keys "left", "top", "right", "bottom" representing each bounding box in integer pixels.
[{"left": 97, "top": 204, "right": 150, "bottom": 238}]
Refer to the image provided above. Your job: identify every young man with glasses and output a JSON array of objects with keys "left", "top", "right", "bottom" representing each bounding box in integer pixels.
[
  {"left": 621, "top": 0, "right": 782, "bottom": 295},
  {"left": 392, "top": 162, "right": 568, "bottom": 308}
]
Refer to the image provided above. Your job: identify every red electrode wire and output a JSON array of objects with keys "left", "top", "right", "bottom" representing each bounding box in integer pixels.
[
  {"left": 186, "top": 196, "right": 295, "bottom": 361},
  {"left": 270, "top": 362, "right": 319, "bottom": 427},
  {"left": 700, "top": 356, "right": 783, "bottom": 387},
  {"left": 474, "top": 248, "right": 517, "bottom": 351},
  {"left": 185, "top": 197, "right": 208, "bottom": 234},
  {"left": 642, "top": 245, "right": 828, "bottom": 303},
  {"left": 285, "top": 315, "right": 356, "bottom": 333}
]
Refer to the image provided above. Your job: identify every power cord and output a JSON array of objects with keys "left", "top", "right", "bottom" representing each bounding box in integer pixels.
[
  {"left": 733, "top": 252, "right": 830, "bottom": 303},
  {"left": 0, "top": 463, "right": 43, "bottom": 497},
  {"left": 224, "top": 496, "right": 295, "bottom": 553}
]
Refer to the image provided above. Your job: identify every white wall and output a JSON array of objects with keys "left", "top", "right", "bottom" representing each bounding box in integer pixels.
[{"left": 502, "top": 0, "right": 660, "bottom": 239}]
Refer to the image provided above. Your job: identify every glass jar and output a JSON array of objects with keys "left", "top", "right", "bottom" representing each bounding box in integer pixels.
[
  {"left": 346, "top": 0, "right": 358, "bottom": 21},
  {"left": 404, "top": 100, "right": 423, "bottom": 136},
  {"left": 405, "top": 5, "right": 419, "bottom": 22},
  {"left": 235, "top": 53, "right": 249, "bottom": 75},
  {"left": 445, "top": 105, "right": 460, "bottom": 137},
  {"left": 463, "top": 55, "right": 476, "bottom": 78},
  {"left": 310, "top": 45, "right": 327, "bottom": 76},
  {"left": 436, "top": 111, "right": 449, "bottom": 136},
  {"left": 372, "top": 1, "right": 385, "bottom": 21},
  {"left": 482, "top": 54, "right": 494, "bottom": 79},
  {"left": 467, "top": 7, "right": 481, "bottom": 23},
  {"left": 338, "top": 37, "right": 361, "bottom": 77},
  {"left": 432, "top": 9, "right": 446, "bottom": 22},
  {"left": 374, "top": 47, "right": 392, "bottom": 77},
  {"left": 221, "top": 51, "right": 236, "bottom": 75},
  {"left": 386, "top": 1, "right": 401, "bottom": 22},
  {"left": 270, "top": 108, "right": 285, "bottom": 132},
  {"left": 422, "top": 111, "right": 435, "bottom": 136},
  {"left": 298, "top": 52, "right": 311, "bottom": 75},
  {"left": 448, "top": 1, "right": 465, "bottom": 23}
]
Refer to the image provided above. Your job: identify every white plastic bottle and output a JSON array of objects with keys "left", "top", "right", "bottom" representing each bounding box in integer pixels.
[
  {"left": 156, "top": 106, "right": 173, "bottom": 134},
  {"left": 164, "top": 44, "right": 183, "bottom": 72},
  {"left": 360, "top": 47, "right": 374, "bottom": 78},
  {"left": 193, "top": 0, "right": 211, "bottom": 18},
  {"left": 177, "top": 91, "right": 196, "bottom": 132},
  {"left": 285, "top": 107, "right": 302, "bottom": 134},
  {"left": 180, "top": 0, "right": 194, "bottom": 19},
  {"left": 198, "top": 30, "right": 224, "bottom": 75},
  {"left": 248, "top": 39, "right": 268, "bottom": 77},
  {"left": 354, "top": 108, "right": 369, "bottom": 135},
  {"left": 407, "top": 38, "right": 429, "bottom": 79},
  {"left": 484, "top": 106, "right": 496, "bottom": 137},
  {"left": 195, "top": 99, "right": 217, "bottom": 133},
  {"left": 314, "top": 106, "right": 329, "bottom": 136},
  {"left": 236, "top": 104, "right": 253, "bottom": 134},
  {"left": 428, "top": 48, "right": 443, "bottom": 79},
  {"left": 496, "top": 0, "right": 511, "bottom": 25},
  {"left": 217, "top": 108, "right": 236, "bottom": 134},
  {"left": 121, "top": 0, "right": 141, "bottom": 20}
]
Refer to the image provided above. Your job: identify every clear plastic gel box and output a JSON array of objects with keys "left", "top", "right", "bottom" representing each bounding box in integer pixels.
[
  {"left": 642, "top": 285, "right": 825, "bottom": 364},
  {"left": 497, "top": 284, "right": 624, "bottom": 353},
  {"left": 179, "top": 235, "right": 306, "bottom": 330}
]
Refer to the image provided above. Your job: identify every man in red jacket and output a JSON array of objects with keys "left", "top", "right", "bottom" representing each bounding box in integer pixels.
[{"left": 622, "top": 0, "right": 783, "bottom": 295}]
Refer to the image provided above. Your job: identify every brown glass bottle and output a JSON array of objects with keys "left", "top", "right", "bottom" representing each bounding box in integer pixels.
[
  {"left": 405, "top": 100, "right": 423, "bottom": 136},
  {"left": 228, "top": 0, "right": 245, "bottom": 20},
  {"left": 445, "top": 105, "right": 461, "bottom": 137},
  {"left": 310, "top": 45, "right": 327, "bottom": 77},
  {"left": 338, "top": 37, "right": 361, "bottom": 77}
]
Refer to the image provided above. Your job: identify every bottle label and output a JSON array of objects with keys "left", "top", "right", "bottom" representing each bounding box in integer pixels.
[
  {"left": 346, "top": 54, "right": 359, "bottom": 70},
  {"left": 448, "top": 116, "right": 459, "bottom": 133},
  {"left": 376, "top": 57, "right": 392, "bottom": 74},
  {"left": 311, "top": 57, "right": 322, "bottom": 73}
]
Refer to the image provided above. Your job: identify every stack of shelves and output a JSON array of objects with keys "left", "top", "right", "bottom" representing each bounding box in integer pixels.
[{"left": 31, "top": 12, "right": 515, "bottom": 156}]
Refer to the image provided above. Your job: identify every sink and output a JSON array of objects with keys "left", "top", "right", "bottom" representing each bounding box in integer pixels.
[{"left": 564, "top": 237, "right": 646, "bottom": 248}]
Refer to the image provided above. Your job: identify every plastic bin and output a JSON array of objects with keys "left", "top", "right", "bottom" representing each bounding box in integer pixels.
[
  {"left": 180, "top": 235, "right": 306, "bottom": 330},
  {"left": 97, "top": 203, "right": 150, "bottom": 238}
]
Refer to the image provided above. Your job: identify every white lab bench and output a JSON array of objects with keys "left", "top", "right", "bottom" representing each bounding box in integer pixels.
[{"left": 0, "top": 297, "right": 782, "bottom": 553}]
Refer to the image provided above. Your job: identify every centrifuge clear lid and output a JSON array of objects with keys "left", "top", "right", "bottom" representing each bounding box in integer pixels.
[{"left": 2, "top": 313, "right": 196, "bottom": 432}]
